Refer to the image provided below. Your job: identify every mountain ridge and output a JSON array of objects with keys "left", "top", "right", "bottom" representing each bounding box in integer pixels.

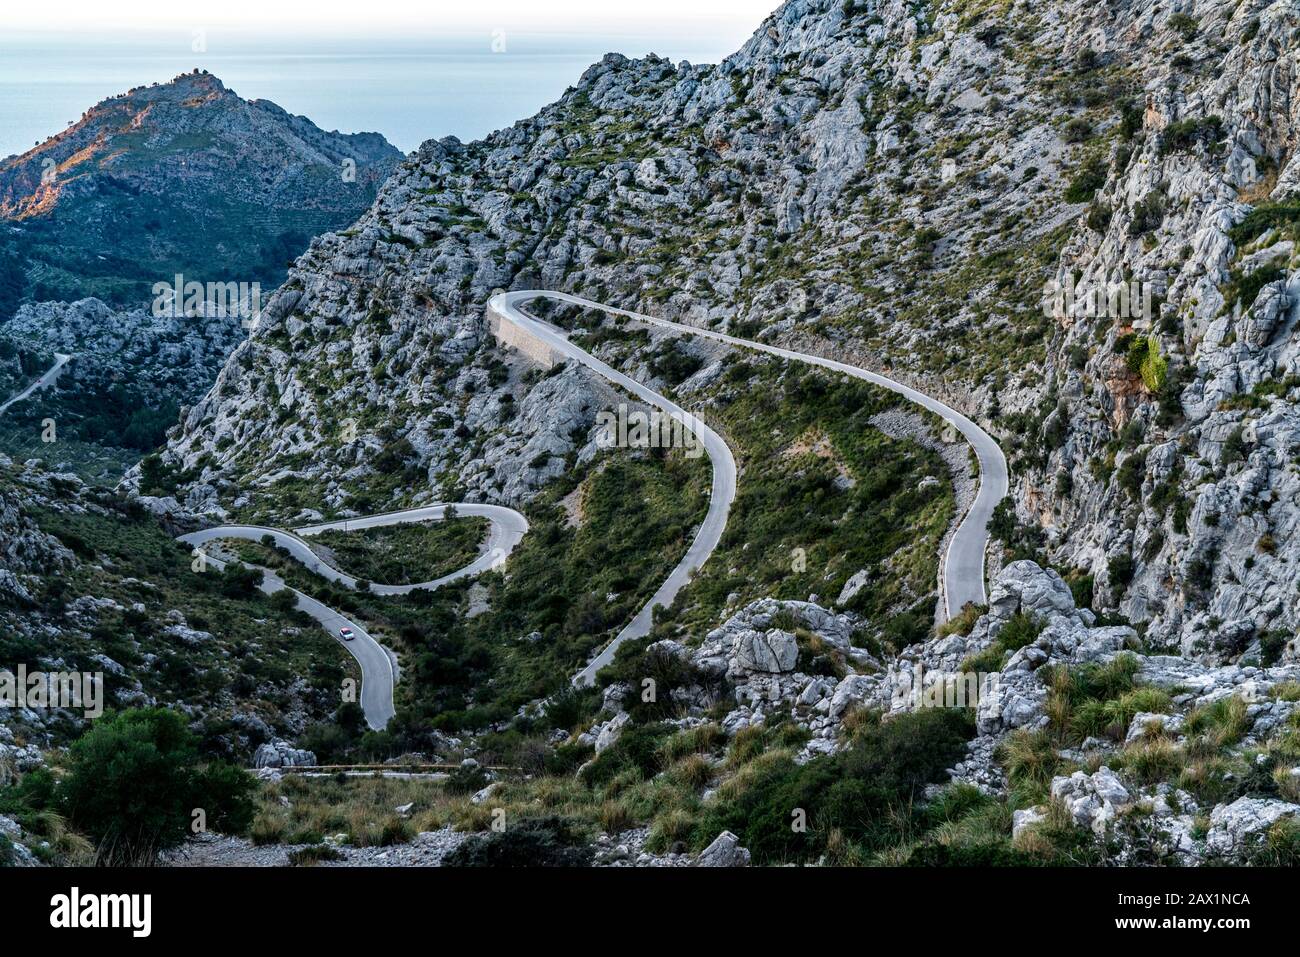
[{"left": 0, "top": 70, "right": 404, "bottom": 316}]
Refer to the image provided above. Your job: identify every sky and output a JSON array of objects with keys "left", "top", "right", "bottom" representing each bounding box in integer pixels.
[
  {"left": 0, "top": 1, "right": 785, "bottom": 156},
  {"left": 5, "top": 1, "right": 783, "bottom": 41}
]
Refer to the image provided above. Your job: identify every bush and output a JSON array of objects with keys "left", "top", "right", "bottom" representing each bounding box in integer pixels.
[
  {"left": 1228, "top": 200, "right": 1300, "bottom": 248},
  {"left": 288, "top": 844, "right": 344, "bottom": 866},
  {"left": 1159, "top": 116, "right": 1222, "bottom": 157},
  {"left": 1260, "top": 631, "right": 1288, "bottom": 667},
  {"left": 1167, "top": 13, "right": 1198, "bottom": 41},
  {"left": 1109, "top": 553, "right": 1136, "bottom": 590},
  {"left": 269, "top": 588, "right": 299, "bottom": 613},
  {"left": 192, "top": 762, "right": 257, "bottom": 835},
  {"left": 905, "top": 842, "right": 1042, "bottom": 866},
  {"left": 444, "top": 763, "right": 490, "bottom": 796},
  {"left": 579, "top": 722, "right": 673, "bottom": 787},
  {"left": 58, "top": 708, "right": 256, "bottom": 864},
  {"left": 1130, "top": 193, "right": 1166, "bottom": 235},
  {"left": 1063, "top": 119, "right": 1093, "bottom": 144},
  {"left": 444, "top": 816, "right": 593, "bottom": 867},
  {"left": 692, "top": 709, "right": 974, "bottom": 863},
  {"left": 1087, "top": 202, "right": 1113, "bottom": 233},
  {"left": 938, "top": 603, "right": 985, "bottom": 638},
  {"left": 997, "top": 611, "right": 1045, "bottom": 652},
  {"left": 601, "top": 643, "right": 721, "bottom": 723},
  {"left": 219, "top": 562, "right": 264, "bottom": 599}
]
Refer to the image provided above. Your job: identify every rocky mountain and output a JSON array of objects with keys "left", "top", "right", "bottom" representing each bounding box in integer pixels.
[
  {"left": 1013, "top": 1, "right": 1300, "bottom": 665},
  {"left": 0, "top": 299, "right": 245, "bottom": 483},
  {"left": 5, "top": 0, "right": 1300, "bottom": 868},
  {"left": 154, "top": 0, "right": 1089, "bottom": 517},
  {"left": 0, "top": 70, "right": 403, "bottom": 317},
  {"left": 155, "top": 0, "right": 1300, "bottom": 670}
]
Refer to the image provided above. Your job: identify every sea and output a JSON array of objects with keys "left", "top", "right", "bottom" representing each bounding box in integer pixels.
[{"left": 0, "top": 28, "right": 752, "bottom": 160}]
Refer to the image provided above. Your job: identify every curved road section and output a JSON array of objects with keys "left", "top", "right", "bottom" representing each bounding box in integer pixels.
[
  {"left": 0, "top": 353, "right": 72, "bottom": 416},
  {"left": 489, "top": 291, "right": 738, "bottom": 686},
  {"left": 488, "top": 290, "right": 1009, "bottom": 670},
  {"left": 178, "top": 504, "right": 528, "bottom": 729},
  {"left": 173, "top": 291, "right": 1006, "bottom": 725}
]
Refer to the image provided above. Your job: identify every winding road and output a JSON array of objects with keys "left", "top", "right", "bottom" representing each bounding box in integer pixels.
[
  {"left": 176, "top": 289, "right": 1006, "bottom": 728},
  {"left": 0, "top": 352, "right": 71, "bottom": 416},
  {"left": 178, "top": 505, "right": 528, "bottom": 729},
  {"left": 490, "top": 290, "right": 1009, "bottom": 640}
]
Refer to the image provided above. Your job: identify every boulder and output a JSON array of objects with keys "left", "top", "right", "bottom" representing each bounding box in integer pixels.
[
  {"left": 732, "top": 628, "right": 798, "bottom": 674},
  {"left": 696, "top": 830, "right": 751, "bottom": 867},
  {"left": 1012, "top": 807, "right": 1046, "bottom": 841},
  {"left": 252, "top": 740, "right": 317, "bottom": 769},
  {"left": 1206, "top": 797, "right": 1300, "bottom": 858},
  {"left": 1050, "top": 767, "right": 1132, "bottom": 835},
  {"left": 594, "top": 712, "right": 630, "bottom": 752}
]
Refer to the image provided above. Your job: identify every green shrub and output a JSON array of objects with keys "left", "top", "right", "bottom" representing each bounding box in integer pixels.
[
  {"left": 1260, "top": 631, "right": 1288, "bottom": 667},
  {"left": 444, "top": 816, "right": 593, "bottom": 867},
  {"left": 288, "top": 844, "right": 344, "bottom": 866},
  {"left": 905, "top": 842, "right": 1042, "bottom": 866},
  {"left": 1167, "top": 13, "right": 1198, "bottom": 41},
  {"left": 444, "top": 763, "right": 490, "bottom": 796},
  {"left": 1108, "top": 553, "right": 1136, "bottom": 589},
  {"left": 998, "top": 611, "right": 1046, "bottom": 652},
  {"left": 1229, "top": 200, "right": 1300, "bottom": 248},
  {"left": 938, "top": 603, "right": 985, "bottom": 638},
  {"left": 58, "top": 708, "right": 256, "bottom": 865},
  {"left": 579, "top": 722, "right": 673, "bottom": 788},
  {"left": 1223, "top": 265, "right": 1285, "bottom": 312},
  {"left": 1159, "top": 116, "right": 1223, "bottom": 156},
  {"left": 692, "top": 709, "right": 974, "bottom": 863},
  {"left": 1130, "top": 192, "right": 1166, "bottom": 234}
]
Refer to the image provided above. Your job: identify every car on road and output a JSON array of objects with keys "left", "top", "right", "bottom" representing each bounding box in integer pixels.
[{"left": 339, "top": 627, "right": 356, "bottom": 641}]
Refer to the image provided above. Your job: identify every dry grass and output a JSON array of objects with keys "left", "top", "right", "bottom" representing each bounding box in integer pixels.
[
  {"left": 725, "top": 724, "right": 767, "bottom": 768},
  {"left": 938, "top": 602, "right": 986, "bottom": 638},
  {"left": 251, "top": 774, "right": 471, "bottom": 847},
  {"left": 714, "top": 747, "right": 794, "bottom": 803},
  {"left": 666, "top": 754, "right": 715, "bottom": 790},
  {"left": 840, "top": 705, "right": 880, "bottom": 739},
  {"left": 1119, "top": 737, "right": 1185, "bottom": 786},
  {"left": 645, "top": 807, "right": 695, "bottom": 852},
  {"left": 1185, "top": 695, "right": 1251, "bottom": 753},
  {"left": 1275, "top": 765, "right": 1300, "bottom": 803},
  {"left": 1270, "top": 681, "right": 1300, "bottom": 703},
  {"left": 659, "top": 723, "right": 725, "bottom": 763}
]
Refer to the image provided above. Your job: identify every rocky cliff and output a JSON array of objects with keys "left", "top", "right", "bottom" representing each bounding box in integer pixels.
[
  {"left": 157, "top": 0, "right": 1139, "bottom": 519},
  {"left": 1014, "top": 1, "right": 1300, "bottom": 662}
]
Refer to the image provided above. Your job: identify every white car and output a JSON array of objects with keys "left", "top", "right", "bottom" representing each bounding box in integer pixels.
[{"left": 339, "top": 627, "right": 356, "bottom": 641}]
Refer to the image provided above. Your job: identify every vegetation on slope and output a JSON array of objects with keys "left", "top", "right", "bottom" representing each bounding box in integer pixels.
[{"left": 310, "top": 515, "right": 489, "bottom": 586}]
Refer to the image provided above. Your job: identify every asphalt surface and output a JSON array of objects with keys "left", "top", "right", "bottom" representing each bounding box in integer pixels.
[
  {"left": 174, "top": 287, "right": 1006, "bottom": 723},
  {"left": 489, "top": 291, "right": 738, "bottom": 685},
  {"left": 489, "top": 290, "right": 1009, "bottom": 683},
  {"left": 0, "top": 353, "right": 71, "bottom": 415},
  {"left": 178, "top": 504, "right": 528, "bottom": 729}
]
